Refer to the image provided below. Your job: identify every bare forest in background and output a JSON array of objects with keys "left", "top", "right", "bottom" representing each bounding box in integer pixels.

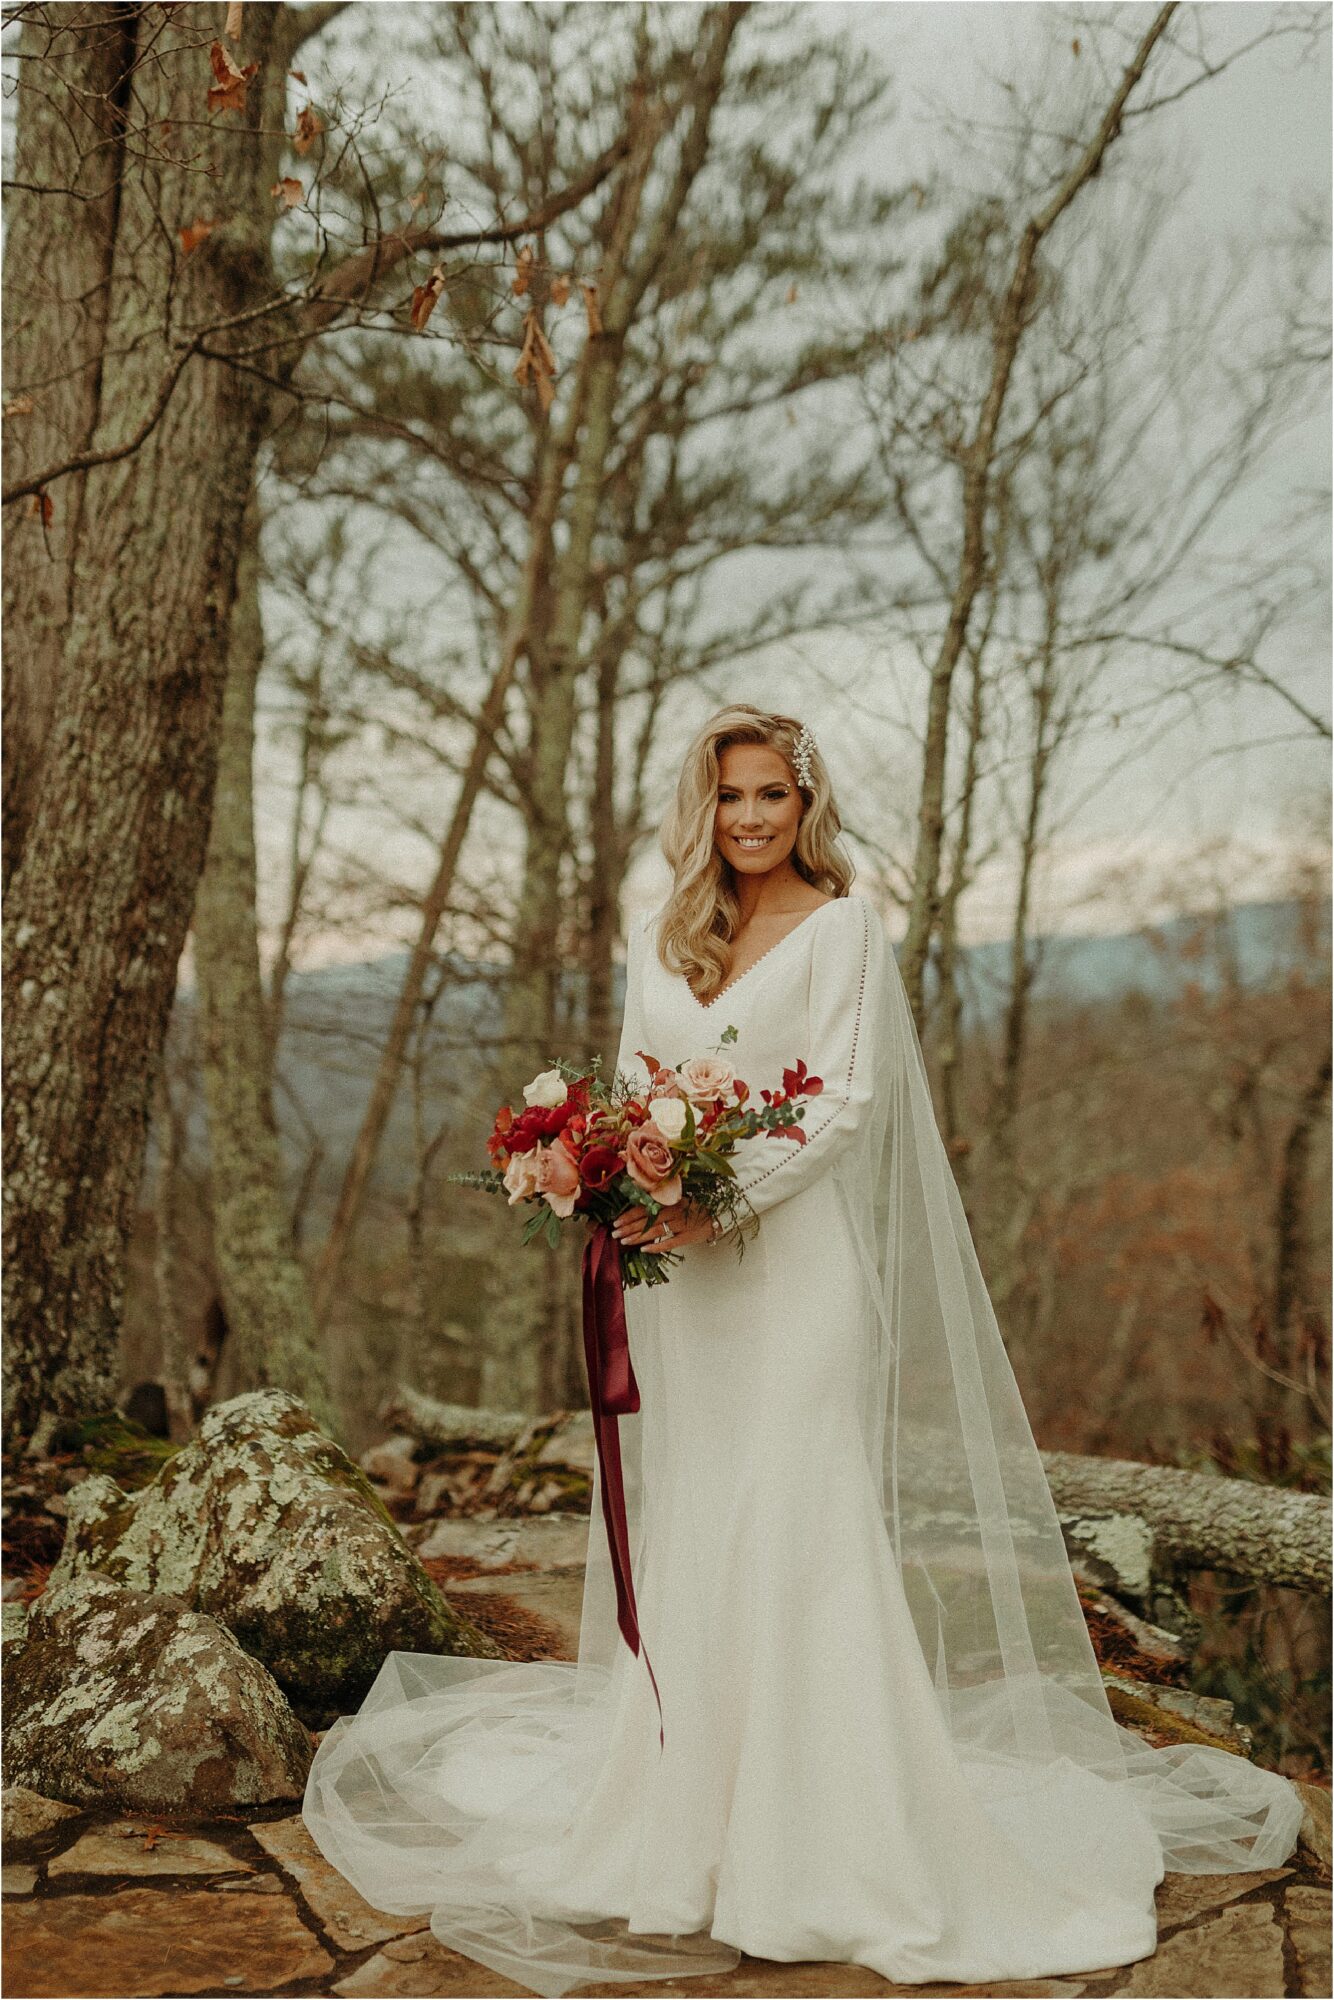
[{"left": 3, "top": 1, "right": 1330, "bottom": 1771}]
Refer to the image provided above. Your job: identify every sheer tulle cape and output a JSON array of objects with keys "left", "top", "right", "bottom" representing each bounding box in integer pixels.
[{"left": 302, "top": 904, "right": 1304, "bottom": 1998}]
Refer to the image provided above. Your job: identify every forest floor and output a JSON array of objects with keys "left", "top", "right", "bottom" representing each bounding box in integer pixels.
[{"left": 5, "top": 1550, "right": 1330, "bottom": 2000}]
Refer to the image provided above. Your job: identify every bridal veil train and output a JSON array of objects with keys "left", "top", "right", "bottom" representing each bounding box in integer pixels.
[{"left": 302, "top": 888, "right": 1304, "bottom": 1998}]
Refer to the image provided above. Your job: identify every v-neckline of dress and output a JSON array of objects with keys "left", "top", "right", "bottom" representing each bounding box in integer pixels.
[{"left": 685, "top": 897, "right": 840, "bottom": 1013}]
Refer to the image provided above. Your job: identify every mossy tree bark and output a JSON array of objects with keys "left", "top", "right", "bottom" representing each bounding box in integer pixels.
[
  {"left": 2, "top": 4, "right": 288, "bottom": 1443},
  {"left": 193, "top": 480, "right": 335, "bottom": 1433},
  {"left": 1, "top": 6, "right": 135, "bottom": 888}
]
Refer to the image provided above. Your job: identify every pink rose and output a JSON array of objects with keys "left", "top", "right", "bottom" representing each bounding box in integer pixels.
[
  {"left": 678, "top": 1054, "right": 735, "bottom": 1103},
  {"left": 502, "top": 1151, "right": 543, "bottom": 1205},
  {"left": 534, "top": 1137, "right": 582, "bottom": 1218},
  {"left": 625, "top": 1127, "right": 682, "bottom": 1206}
]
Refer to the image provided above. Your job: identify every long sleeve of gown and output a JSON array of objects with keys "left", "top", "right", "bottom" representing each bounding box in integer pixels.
[
  {"left": 729, "top": 895, "right": 887, "bottom": 1222},
  {"left": 613, "top": 908, "right": 653, "bottom": 1095}
]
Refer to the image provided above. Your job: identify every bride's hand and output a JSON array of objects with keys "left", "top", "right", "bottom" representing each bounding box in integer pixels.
[{"left": 612, "top": 1199, "right": 718, "bottom": 1252}]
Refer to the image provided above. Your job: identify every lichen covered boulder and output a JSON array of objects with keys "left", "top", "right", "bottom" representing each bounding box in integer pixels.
[
  {"left": 47, "top": 1390, "right": 501, "bottom": 1714},
  {"left": 3, "top": 1574, "right": 311, "bottom": 1810}
]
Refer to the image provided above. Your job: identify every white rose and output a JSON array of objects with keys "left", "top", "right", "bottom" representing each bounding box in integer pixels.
[
  {"left": 522, "top": 1068, "right": 568, "bottom": 1109},
  {"left": 502, "top": 1151, "right": 543, "bottom": 1205},
  {"left": 647, "top": 1096, "right": 688, "bottom": 1141}
]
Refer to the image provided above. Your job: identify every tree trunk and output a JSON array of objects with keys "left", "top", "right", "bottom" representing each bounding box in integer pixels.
[
  {"left": 935, "top": 636, "right": 989, "bottom": 1165},
  {"left": 585, "top": 650, "right": 622, "bottom": 1060},
  {"left": 152, "top": 1066, "right": 195, "bottom": 1442},
  {"left": 2, "top": 4, "right": 286, "bottom": 1442},
  {"left": 990, "top": 631, "right": 1057, "bottom": 1160},
  {"left": 193, "top": 479, "right": 335, "bottom": 1432},
  {"left": 1, "top": 6, "right": 134, "bottom": 889},
  {"left": 1268, "top": 1053, "right": 1333, "bottom": 1432}
]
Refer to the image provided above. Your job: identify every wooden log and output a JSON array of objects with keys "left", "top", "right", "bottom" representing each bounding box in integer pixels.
[
  {"left": 377, "top": 1384, "right": 529, "bottom": 1453},
  {"left": 380, "top": 1388, "right": 1332, "bottom": 1596},
  {"left": 1041, "top": 1449, "right": 1330, "bottom": 1597}
]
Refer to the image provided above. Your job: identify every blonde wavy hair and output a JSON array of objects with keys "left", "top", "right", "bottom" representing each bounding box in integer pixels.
[{"left": 657, "top": 704, "right": 854, "bottom": 1001}]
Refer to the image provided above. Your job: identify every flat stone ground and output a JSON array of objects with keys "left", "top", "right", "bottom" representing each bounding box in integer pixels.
[
  {"left": 4, "top": 1800, "right": 1329, "bottom": 2000},
  {"left": 6, "top": 1546, "right": 1329, "bottom": 1998}
]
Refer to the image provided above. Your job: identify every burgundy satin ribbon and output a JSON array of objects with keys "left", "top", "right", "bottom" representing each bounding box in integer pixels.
[{"left": 581, "top": 1218, "right": 665, "bottom": 1751}]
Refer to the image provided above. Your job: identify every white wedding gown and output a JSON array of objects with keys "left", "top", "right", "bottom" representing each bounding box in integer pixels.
[{"left": 303, "top": 894, "right": 1304, "bottom": 1997}]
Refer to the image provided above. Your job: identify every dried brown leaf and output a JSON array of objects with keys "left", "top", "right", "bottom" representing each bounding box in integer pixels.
[
  {"left": 225, "top": 1, "right": 243, "bottom": 39},
  {"left": 550, "top": 273, "right": 571, "bottom": 307},
  {"left": 410, "top": 263, "right": 448, "bottom": 332},
  {"left": 3, "top": 396, "right": 35, "bottom": 418},
  {"left": 33, "top": 491, "right": 53, "bottom": 527},
  {"left": 512, "top": 243, "right": 535, "bottom": 297},
  {"left": 271, "top": 177, "right": 303, "bottom": 209},
  {"left": 513, "top": 308, "right": 558, "bottom": 410},
  {"left": 292, "top": 104, "right": 323, "bottom": 155},
  {"left": 207, "top": 41, "right": 259, "bottom": 116},
  {"left": 179, "top": 218, "right": 219, "bottom": 254}
]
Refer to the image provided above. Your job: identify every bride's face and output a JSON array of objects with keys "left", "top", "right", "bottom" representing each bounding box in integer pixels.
[{"left": 713, "top": 743, "right": 803, "bottom": 877}]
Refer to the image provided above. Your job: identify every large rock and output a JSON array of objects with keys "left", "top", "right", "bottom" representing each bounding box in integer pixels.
[
  {"left": 1295, "top": 1780, "right": 1332, "bottom": 1871},
  {"left": 45, "top": 1390, "right": 500, "bottom": 1715},
  {"left": 1, "top": 1784, "right": 81, "bottom": 1848},
  {"left": 3, "top": 1575, "right": 311, "bottom": 1811}
]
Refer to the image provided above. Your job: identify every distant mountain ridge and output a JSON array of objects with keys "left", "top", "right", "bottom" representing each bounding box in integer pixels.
[{"left": 162, "top": 897, "right": 1329, "bottom": 1188}]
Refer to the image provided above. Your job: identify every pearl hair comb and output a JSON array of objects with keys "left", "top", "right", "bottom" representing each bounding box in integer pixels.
[{"left": 792, "top": 723, "right": 817, "bottom": 790}]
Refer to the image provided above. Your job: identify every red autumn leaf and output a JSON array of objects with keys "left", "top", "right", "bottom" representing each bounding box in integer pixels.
[
  {"left": 289, "top": 68, "right": 307, "bottom": 84},
  {"left": 781, "top": 1058, "right": 823, "bottom": 1098},
  {"left": 179, "top": 219, "right": 219, "bottom": 255},
  {"left": 33, "top": 491, "right": 54, "bottom": 527},
  {"left": 208, "top": 40, "right": 259, "bottom": 115},
  {"left": 410, "top": 263, "right": 447, "bottom": 332},
  {"left": 292, "top": 104, "right": 323, "bottom": 155},
  {"left": 271, "top": 177, "right": 303, "bottom": 209}
]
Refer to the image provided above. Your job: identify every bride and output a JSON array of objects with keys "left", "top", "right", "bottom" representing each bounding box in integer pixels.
[{"left": 303, "top": 703, "right": 1304, "bottom": 1997}]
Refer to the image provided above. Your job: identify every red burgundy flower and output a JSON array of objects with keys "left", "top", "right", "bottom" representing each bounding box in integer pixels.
[{"left": 578, "top": 1144, "right": 624, "bottom": 1190}]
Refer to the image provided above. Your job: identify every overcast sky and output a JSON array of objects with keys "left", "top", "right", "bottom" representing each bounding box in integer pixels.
[{"left": 260, "top": 0, "right": 1331, "bottom": 957}]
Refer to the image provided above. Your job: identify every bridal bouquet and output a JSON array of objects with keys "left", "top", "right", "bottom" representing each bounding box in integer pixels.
[
  {"left": 451, "top": 1031, "right": 824, "bottom": 1288},
  {"left": 450, "top": 1032, "right": 824, "bottom": 1751}
]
